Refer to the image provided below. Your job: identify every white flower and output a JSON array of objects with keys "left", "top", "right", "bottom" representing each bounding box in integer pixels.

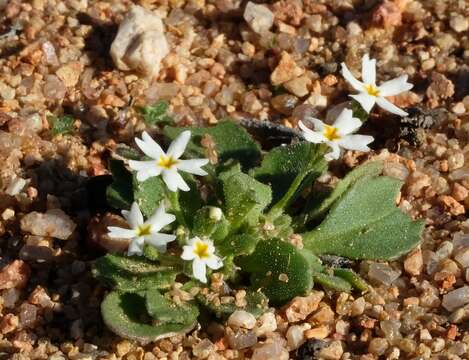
[
  {"left": 180, "top": 237, "right": 223, "bottom": 283},
  {"left": 341, "top": 54, "right": 413, "bottom": 116},
  {"left": 299, "top": 108, "right": 374, "bottom": 161},
  {"left": 128, "top": 131, "right": 209, "bottom": 192},
  {"left": 107, "top": 202, "right": 176, "bottom": 256}
]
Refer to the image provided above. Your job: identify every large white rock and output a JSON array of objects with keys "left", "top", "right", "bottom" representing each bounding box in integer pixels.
[
  {"left": 243, "top": 2, "right": 274, "bottom": 34},
  {"left": 110, "top": 5, "right": 169, "bottom": 78}
]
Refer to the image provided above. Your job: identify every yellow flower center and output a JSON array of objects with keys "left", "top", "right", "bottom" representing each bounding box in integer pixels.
[
  {"left": 193, "top": 241, "right": 210, "bottom": 259},
  {"left": 364, "top": 84, "right": 380, "bottom": 97},
  {"left": 157, "top": 155, "right": 179, "bottom": 169},
  {"left": 323, "top": 125, "right": 341, "bottom": 141},
  {"left": 136, "top": 224, "right": 152, "bottom": 236}
]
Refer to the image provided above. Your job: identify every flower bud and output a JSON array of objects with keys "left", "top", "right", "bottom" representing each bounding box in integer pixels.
[{"left": 209, "top": 207, "right": 223, "bottom": 222}]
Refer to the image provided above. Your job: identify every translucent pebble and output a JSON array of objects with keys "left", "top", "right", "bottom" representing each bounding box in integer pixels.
[
  {"left": 19, "top": 303, "right": 38, "bottom": 328},
  {"left": 442, "top": 286, "right": 469, "bottom": 311},
  {"left": 227, "top": 330, "right": 257, "bottom": 350},
  {"left": 380, "top": 319, "right": 402, "bottom": 345},
  {"left": 368, "top": 263, "right": 401, "bottom": 285}
]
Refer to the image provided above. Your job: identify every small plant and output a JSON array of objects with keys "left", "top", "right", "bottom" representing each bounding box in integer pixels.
[
  {"left": 138, "top": 100, "right": 173, "bottom": 125},
  {"left": 48, "top": 114, "right": 75, "bottom": 135},
  {"left": 93, "top": 55, "right": 423, "bottom": 342}
]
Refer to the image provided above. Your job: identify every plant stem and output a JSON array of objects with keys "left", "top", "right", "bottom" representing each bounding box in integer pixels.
[
  {"left": 268, "top": 146, "right": 327, "bottom": 217},
  {"left": 268, "top": 172, "right": 307, "bottom": 217},
  {"left": 168, "top": 191, "right": 187, "bottom": 227}
]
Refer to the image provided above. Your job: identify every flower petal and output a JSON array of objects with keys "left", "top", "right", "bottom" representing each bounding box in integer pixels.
[
  {"left": 176, "top": 159, "right": 209, "bottom": 176},
  {"left": 192, "top": 258, "right": 207, "bottom": 283},
  {"left": 135, "top": 132, "right": 165, "bottom": 159},
  {"left": 167, "top": 130, "right": 191, "bottom": 159},
  {"left": 341, "top": 63, "right": 365, "bottom": 91},
  {"left": 378, "top": 75, "right": 413, "bottom": 97},
  {"left": 299, "top": 121, "right": 325, "bottom": 144},
  {"left": 349, "top": 93, "right": 376, "bottom": 113},
  {"left": 107, "top": 226, "right": 137, "bottom": 239},
  {"left": 337, "top": 134, "right": 374, "bottom": 152},
  {"left": 181, "top": 245, "right": 196, "bottom": 260},
  {"left": 376, "top": 97, "right": 408, "bottom": 116},
  {"left": 127, "top": 237, "right": 144, "bottom": 256},
  {"left": 205, "top": 255, "right": 223, "bottom": 270},
  {"left": 162, "top": 169, "right": 190, "bottom": 192},
  {"left": 362, "top": 54, "right": 376, "bottom": 85},
  {"left": 187, "top": 237, "right": 199, "bottom": 247},
  {"left": 145, "top": 233, "right": 176, "bottom": 250},
  {"left": 324, "top": 141, "right": 341, "bottom": 161},
  {"left": 147, "top": 203, "right": 176, "bottom": 231},
  {"left": 333, "top": 109, "right": 362, "bottom": 136},
  {"left": 128, "top": 160, "right": 157, "bottom": 171},
  {"left": 126, "top": 202, "right": 144, "bottom": 228},
  {"left": 128, "top": 160, "right": 162, "bottom": 182},
  {"left": 134, "top": 167, "right": 161, "bottom": 182}
]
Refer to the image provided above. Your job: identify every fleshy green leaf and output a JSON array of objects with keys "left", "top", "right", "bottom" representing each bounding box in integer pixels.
[
  {"left": 193, "top": 206, "right": 230, "bottom": 241},
  {"left": 132, "top": 175, "right": 165, "bottom": 218},
  {"left": 260, "top": 213, "right": 293, "bottom": 240},
  {"left": 303, "top": 161, "right": 384, "bottom": 224},
  {"left": 220, "top": 169, "right": 272, "bottom": 230},
  {"left": 351, "top": 99, "right": 369, "bottom": 123},
  {"left": 138, "top": 101, "right": 173, "bottom": 125},
  {"left": 217, "top": 234, "right": 259, "bottom": 257},
  {"left": 115, "top": 144, "right": 141, "bottom": 160},
  {"left": 94, "top": 254, "right": 178, "bottom": 292},
  {"left": 145, "top": 289, "right": 199, "bottom": 324},
  {"left": 312, "top": 272, "right": 352, "bottom": 292},
  {"left": 251, "top": 142, "right": 326, "bottom": 204},
  {"left": 333, "top": 268, "right": 368, "bottom": 292},
  {"left": 178, "top": 178, "right": 204, "bottom": 228},
  {"left": 49, "top": 115, "right": 75, "bottom": 136},
  {"left": 197, "top": 290, "right": 268, "bottom": 319},
  {"left": 101, "top": 291, "right": 195, "bottom": 344},
  {"left": 298, "top": 248, "right": 324, "bottom": 273},
  {"left": 238, "top": 238, "right": 313, "bottom": 305},
  {"left": 106, "top": 160, "right": 133, "bottom": 210},
  {"left": 302, "top": 176, "right": 424, "bottom": 260},
  {"left": 164, "top": 121, "right": 261, "bottom": 169},
  {"left": 142, "top": 244, "right": 160, "bottom": 261}
]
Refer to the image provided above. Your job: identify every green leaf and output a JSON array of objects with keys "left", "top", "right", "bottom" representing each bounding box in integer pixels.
[
  {"left": 217, "top": 234, "right": 259, "bottom": 257},
  {"left": 238, "top": 239, "right": 313, "bottom": 305},
  {"left": 101, "top": 291, "right": 195, "bottom": 344},
  {"left": 145, "top": 289, "right": 199, "bottom": 324},
  {"left": 351, "top": 99, "right": 369, "bottom": 123},
  {"left": 220, "top": 169, "right": 272, "bottom": 230},
  {"left": 251, "top": 142, "right": 326, "bottom": 204},
  {"left": 49, "top": 115, "right": 75, "bottom": 136},
  {"left": 115, "top": 144, "right": 141, "bottom": 160},
  {"left": 178, "top": 178, "right": 204, "bottom": 228},
  {"left": 312, "top": 272, "right": 352, "bottom": 292},
  {"left": 164, "top": 121, "right": 261, "bottom": 169},
  {"left": 106, "top": 160, "right": 133, "bottom": 210},
  {"left": 143, "top": 244, "right": 160, "bottom": 261},
  {"left": 197, "top": 290, "right": 268, "bottom": 319},
  {"left": 298, "top": 248, "right": 324, "bottom": 273},
  {"left": 333, "top": 268, "right": 368, "bottom": 292},
  {"left": 302, "top": 176, "right": 424, "bottom": 260},
  {"left": 94, "top": 254, "right": 178, "bottom": 292},
  {"left": 193, "top": 207, "right": 230, "bottom": 241},
  {"left": 138, "top": 101, "right": 173, "bottom": 125},
  {"left": 132, "top": 175, "right": 165, "bottom": 218},
  {"left": 260, "top": 213, "right": 293, "bottom": 240},
  {"left": 304, "top": 161, "right": 384, "bottom": 224}
]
